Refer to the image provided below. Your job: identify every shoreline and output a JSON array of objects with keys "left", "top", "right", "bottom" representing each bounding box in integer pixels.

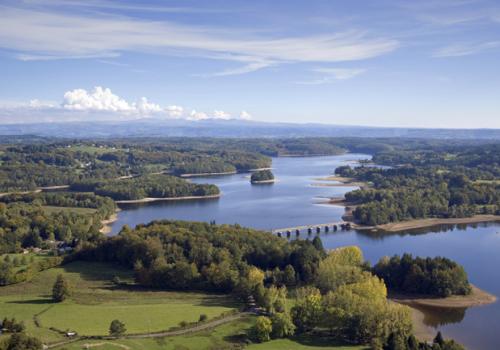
[
  {"left": 248, "top": 167, "right": 273, "bottom": 172},
  {"left": 278, "top": 152, "right": 346, "bottom": 157},
  {"left": 370, "top": 215, "right": 500, "bottom": 232},
  {"left": 392, "top": 285, "right": 497, "bottom": 342},
  {"left": 251, "top": 179, "right": 276, "bottom": 184},
  {"left": 180, "top": 171, "right": 237, "bottom": 177},
  {"left": 391, "top": 285, "right": 497, "bottom": 309},
  {"left": 312, "top": 175, "right": 369, "bottom": 189},
  {"left": 115, "top": 193, "right": 221, "bottom": 204},
  {"left": 99, "top": 212, "right": 119, "bottom": 234}
]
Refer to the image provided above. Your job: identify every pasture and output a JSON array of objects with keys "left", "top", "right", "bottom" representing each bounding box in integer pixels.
[{"left": 0, "top": 261, "right": 239, "bottom": 344}]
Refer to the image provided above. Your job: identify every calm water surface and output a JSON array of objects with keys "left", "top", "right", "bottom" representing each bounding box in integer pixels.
[{"left": 110, "top": 155, "right": 499, "bottom": 350}]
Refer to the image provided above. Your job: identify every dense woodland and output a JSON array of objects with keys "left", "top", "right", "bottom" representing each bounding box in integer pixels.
[
  {"left": 373, "top": 254, "right": 471, "bottom": 297},
  {"left": 0, "top": 192, "right": 115, "bottom": 254},
  {"left": 336, "top": 143, "right": 500, "bottom": 225},
  {"left": 70, "top": 174, "right": 219, "bottom": 201}
]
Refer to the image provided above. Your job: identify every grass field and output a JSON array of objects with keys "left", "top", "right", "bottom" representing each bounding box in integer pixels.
[
  {"left": 54, "top": 317, "right": 255, "bottom": 350},
  {"left": 54, "top": 320, "right": 367, "bottom": 350},
  {"left": 0, "top": 261, "right": 239, "bottom": 344},
  {"left": 42, "top": 205, "right": 97, "bottom": 215}
]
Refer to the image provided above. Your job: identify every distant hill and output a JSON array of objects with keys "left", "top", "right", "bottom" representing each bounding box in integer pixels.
[{"left": 0, "top": 119, "right": 499, "bottom": 140}]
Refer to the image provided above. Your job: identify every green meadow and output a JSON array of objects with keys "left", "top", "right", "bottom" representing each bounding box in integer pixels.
[{"left": 0, "top": 261, "right": 239, "bottom": 344}]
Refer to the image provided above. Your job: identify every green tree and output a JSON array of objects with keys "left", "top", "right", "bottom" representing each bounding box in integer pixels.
[
  {"left": 250, "top": 316, "right": 272, "bottom": 343},
  {"left": 283, "top": 264, "right": 296, "bottom": 286},
  {"left": 52, "top": 274, "right": 70, "bottom": 302},
  {"left": 271, "top": 312, "right": 295, "bottom": 338},
  {"left": 291, "top": 287, "right": 322, "bottom": 333},
  {"left": 4, "top": 333, "right": 43, "bottom": 350},
  {"left": 109, "top": 319, "right": 126, "bottom": 336}
]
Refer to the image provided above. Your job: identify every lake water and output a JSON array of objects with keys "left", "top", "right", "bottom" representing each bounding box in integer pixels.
[{"left": 110, "top": 155, "right": 500, "bottom": 350}]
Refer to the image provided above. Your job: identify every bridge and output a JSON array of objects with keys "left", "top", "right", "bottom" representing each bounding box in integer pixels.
[{"left": 271, "top": 221, "right": 352, "bottom": 237}]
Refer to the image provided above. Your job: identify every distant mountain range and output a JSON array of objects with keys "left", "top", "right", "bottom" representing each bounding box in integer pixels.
[{"left": 0, "top": 119, "right": 499, "bottom": 140}]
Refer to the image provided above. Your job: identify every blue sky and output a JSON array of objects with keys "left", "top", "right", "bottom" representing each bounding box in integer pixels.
[{"left": 0, "top": 0, "right": 499, "bottom": 128}]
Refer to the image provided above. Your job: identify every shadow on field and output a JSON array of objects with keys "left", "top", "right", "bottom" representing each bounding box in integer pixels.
[
  {"left": 288, "top": 335, "right": 369, "bottom": 349},
  {"left": 6, "top": 298, "right": 53, "bottom": 305},
  {"left": 62, "top": 261, "right": 133, "bottom": 284}
]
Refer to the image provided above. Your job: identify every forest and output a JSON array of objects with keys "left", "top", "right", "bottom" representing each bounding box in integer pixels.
[
  {"left": 70, "top": 174, "right": 219, "bottom": 201},
  {"left": 373, "top": 254, "right": 471, "bottom": 297},
  {"left": 336, "top": 143, "right": 500, "bottom": 225},
  {"left": 0, "top": 192, "right": 115, "bottom": 255}
]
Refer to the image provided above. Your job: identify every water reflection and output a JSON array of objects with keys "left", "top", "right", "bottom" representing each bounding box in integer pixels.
[
  {"left": 356, "top": 221, "right": 499, "bottom": 240},
  {"left": 411, "top": 304, "right": 467, "bottom": 328}
]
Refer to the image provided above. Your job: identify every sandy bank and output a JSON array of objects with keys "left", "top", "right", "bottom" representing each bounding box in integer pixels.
[
  {"left": 180, "top": 171, "right": 237, "bottom": 177},
  {"left": 251, "top": 179, "right": 276, "bottom": 184},
  {"left": 100, "top": 213, "right": 119, "bottom": 234},
  {"left": 391, "top": 285, "right": 496, "bottom": 309},
  {"left": 115, "top": 193, "right": 221, "bottom": 204},
  {"left": 373, "top": 215, "right": 500, "bottom": 232},
  {"left": 248, "top": 167, "right": 273, "bottom": 172},
  {"left": 313, "top": 175, "right": 369, "bottom": 189}
]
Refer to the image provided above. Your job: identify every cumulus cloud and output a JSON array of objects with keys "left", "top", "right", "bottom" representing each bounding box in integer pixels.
[
  {"left": 239, "top": 111, "right": 252, "bottom": 120},
  {"left": 134, "top": 97, "right": 162, "bottom": 114},
  {"left": 165, "top": 105, "right": 184, "bottom": 118},
  {"left": 188, "top": 110, "right": 209, "bottom": 120},
  {"left": 63, "top": 87, "right": 133, "bottom": 112},
  {"left": 0, "top": 86, "right": 251, "bottom": 123},
  {"left": 213, "top": 110, "right": 231, "bottom": 120}
]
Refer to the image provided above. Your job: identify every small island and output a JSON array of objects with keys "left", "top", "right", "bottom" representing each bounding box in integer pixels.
[{"left": 250, "top": 169, "right": 275, "bottom": 184}]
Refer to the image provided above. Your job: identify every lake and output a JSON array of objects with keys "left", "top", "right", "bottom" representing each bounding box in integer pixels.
[{"left": 110, "top": 154, "right": 499, "bottom": 350}]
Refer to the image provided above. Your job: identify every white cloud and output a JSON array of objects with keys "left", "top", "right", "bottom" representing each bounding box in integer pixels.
[
  {"left": 240, "top": 111, "right": 252, "bottom": 120},
  {"left": 188, "top": 110, "right": 209, "bottom": 121},
  {"left": 133, "top": 97, "right": 162, "bottom": 114},
  {"left": 296, "top": 68, "right": 366, "bottom": 85},
  {"left": 63, "top": 87, "right": 133, "bottom": 112},
  {"left": 166, "top": 105, "right": 184, "bottom": 118},
  {"left": 0, "top": 6, "right": 398, "bottom": 75},
  {"left": 213, "top": 110, "right": 231, "bottom": 120},
  {"left": 433, "top": 41, "right": 500, "bottom": 57},
  {"left": 28, "top": 99, "right": 56, "bottom": 109},
  {"left": 0, "top": 86, "right": 253, "bottom": 123}
]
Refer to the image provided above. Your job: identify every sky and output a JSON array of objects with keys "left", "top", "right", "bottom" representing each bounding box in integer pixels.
[{"left": 0, "top": 0, "right": 499, "bottom": 128}]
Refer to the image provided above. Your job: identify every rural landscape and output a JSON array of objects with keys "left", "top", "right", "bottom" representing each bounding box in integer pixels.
[{"left": 1, "top": 1, "right": 499, "bottom": 350}]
